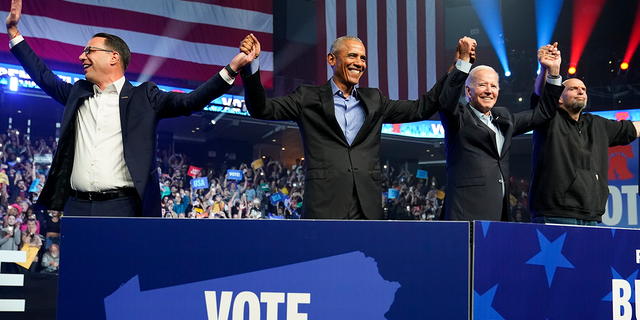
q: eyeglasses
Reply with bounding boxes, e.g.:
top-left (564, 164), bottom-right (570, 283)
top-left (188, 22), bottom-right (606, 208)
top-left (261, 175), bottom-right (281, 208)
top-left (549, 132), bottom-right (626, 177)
top-left (82, 46), bottom-right (114, 56)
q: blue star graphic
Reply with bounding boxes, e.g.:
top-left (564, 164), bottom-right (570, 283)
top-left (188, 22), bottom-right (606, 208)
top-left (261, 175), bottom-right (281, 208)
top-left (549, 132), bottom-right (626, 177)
top-left (473, 284), bottom-right (505, 320)
top-left (480, 221), bottom-right (491, 238)
top-left (526, 230), bottom-right (575, 287)
top-left (602, 267), bottom-right (639, 302)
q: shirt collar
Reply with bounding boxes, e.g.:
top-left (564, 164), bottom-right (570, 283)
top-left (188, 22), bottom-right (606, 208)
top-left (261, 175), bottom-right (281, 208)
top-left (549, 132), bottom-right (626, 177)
top-left (330, 78), bottom-right (358, 100)
top-left (558, 106), bottom-right (583, 123)
top-left (468, 103), bottom-right (494, 122)
top-left (93, 76), bottom-right (126, 95)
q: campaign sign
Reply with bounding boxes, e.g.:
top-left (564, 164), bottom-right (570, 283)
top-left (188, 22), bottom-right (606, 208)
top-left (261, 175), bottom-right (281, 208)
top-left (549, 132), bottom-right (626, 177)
top-left (190, 177), bottom-right (209, 190)
top-left (28, 178), bottom-right (40, 192)
top-left (388, 188), bottom-right (399, 199)
top-left (57, 218), bottom-right (470, 319)
top-left (269, 192), bottom-right (289, 205)
top-left (604, 138), bottom-right (639, 229)
top-left (226, 170), bottom-right (243, 181)
top-left (473, 221), bottom-right (640, 320)
top-left (187, 166), bottom-right (202, 178)
top-left (416, 170), bottom-right (428, 179)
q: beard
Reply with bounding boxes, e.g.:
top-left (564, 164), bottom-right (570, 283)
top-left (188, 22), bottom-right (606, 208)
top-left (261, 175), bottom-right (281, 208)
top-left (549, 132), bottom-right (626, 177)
top-left (571, 99), bottom-right (586, 111)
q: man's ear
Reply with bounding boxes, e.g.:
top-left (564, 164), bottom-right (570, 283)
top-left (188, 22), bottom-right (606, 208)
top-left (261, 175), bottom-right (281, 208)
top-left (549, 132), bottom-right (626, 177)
top-left (465, 86), bottom-right (472, 100)
top-left (327, 52), bottom-right (336, 67)
top-left (110, 52), bottom-right (120, 67)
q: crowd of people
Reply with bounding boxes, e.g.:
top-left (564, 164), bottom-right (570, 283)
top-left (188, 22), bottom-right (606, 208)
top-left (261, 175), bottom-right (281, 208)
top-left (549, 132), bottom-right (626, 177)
top-left (0, 126), bottom-right (535, 273)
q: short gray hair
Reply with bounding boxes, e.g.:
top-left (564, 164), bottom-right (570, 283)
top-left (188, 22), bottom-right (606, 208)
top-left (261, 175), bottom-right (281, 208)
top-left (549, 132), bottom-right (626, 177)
top-left (330, 36), bottom-right (363, 55)
top-left (465, 65), bottom-right (499, 101)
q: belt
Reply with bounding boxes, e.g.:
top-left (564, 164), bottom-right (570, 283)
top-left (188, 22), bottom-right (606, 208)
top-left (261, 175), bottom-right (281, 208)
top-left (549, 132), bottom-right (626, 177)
top-left (72, 188), bottom-right (138, 201)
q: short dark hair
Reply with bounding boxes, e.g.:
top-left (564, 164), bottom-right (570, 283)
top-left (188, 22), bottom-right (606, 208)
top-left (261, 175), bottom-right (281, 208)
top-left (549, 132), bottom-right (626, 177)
top-left (93, 32), bottom-right (131, 72)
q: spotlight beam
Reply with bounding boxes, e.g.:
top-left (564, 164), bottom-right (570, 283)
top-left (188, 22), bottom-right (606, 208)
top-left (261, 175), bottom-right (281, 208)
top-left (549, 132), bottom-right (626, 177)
top-left (569, 0), bottom-right (606, 70)
top-left (622, 1), bottom-right (640, 65)
top-left (535, 0), bottom-right (565, 73)
top-left (470, 0), bottom-right (511, 76)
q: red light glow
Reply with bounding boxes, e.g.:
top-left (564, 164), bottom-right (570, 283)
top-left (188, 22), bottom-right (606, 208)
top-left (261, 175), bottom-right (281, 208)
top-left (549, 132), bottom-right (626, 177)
top-left (568, 67), bottom-right (576, 74)
top-left (621, 62), bottom-right (629, 70)
top-left (570, 0), bottom-right (606, 73)
top-left (622, 3), bottom-right (640, 65)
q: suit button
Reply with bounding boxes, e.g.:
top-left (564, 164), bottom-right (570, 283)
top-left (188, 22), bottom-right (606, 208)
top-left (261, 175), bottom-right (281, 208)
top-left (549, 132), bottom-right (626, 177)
top-left (498, 179), bottom-right (503, 183)
top-left (348, 168), bottom-right (353, 172)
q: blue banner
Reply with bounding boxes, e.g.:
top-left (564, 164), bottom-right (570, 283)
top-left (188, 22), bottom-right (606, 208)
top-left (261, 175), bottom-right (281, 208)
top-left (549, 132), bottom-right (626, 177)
top-left (29, 178), bottom-right (40, 192)
top-left (58, 218), bottom-right (470, 319)
top-left (189, 177), bottom-right (209, 190)
top-left (388, 188), bottom-right (399, 199)
top-left (226, 170), bottom-right (243, 181)
top-left (269, 192), bottom-right (288, 205)
top-left (473, 221), bottom-right (640, 319)
top-left (416, 170), bottom-right (428, 179)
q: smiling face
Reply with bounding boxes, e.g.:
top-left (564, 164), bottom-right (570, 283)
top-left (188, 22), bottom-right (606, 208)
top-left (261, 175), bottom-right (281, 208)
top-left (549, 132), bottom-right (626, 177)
top-left (466, 68), bottom-right (500, 115)
top-left (78, 37), bottom-right (119, 87)
top-left (328, 39), bottom-right (366, 94)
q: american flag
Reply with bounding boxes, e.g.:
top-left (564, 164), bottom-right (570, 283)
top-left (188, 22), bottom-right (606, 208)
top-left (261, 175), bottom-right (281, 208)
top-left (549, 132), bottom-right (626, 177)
top-left (316, 0), bottom-right (441, 100)
top-left (0, 0), bottom-right (273, 88)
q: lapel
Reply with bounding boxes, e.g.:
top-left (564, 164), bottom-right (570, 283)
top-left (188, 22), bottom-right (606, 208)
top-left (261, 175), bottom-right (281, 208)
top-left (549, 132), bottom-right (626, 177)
top-left (319, 80), bottom-right (349, 146)
top-left (61, 81), bottom-right (93, 135)
top-left (351, 89), bottom-right (375, 146)
top-left (467, 104), bottom-right (500, 157)
top-left (119, 80), bottom-right (134, 141)
top-left (492, 109), bottom-right (512, 157)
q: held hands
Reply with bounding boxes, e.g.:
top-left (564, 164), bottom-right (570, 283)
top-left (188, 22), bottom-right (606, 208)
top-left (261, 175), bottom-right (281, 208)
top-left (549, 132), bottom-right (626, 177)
top-left (5, 0), bottom-right (21, 38)
top-left (538, 42), bottom-right (561, 75)
top-left (457, 36), bottom-right (477, 64)
top-left (229, 34), bottom-right (261, 73)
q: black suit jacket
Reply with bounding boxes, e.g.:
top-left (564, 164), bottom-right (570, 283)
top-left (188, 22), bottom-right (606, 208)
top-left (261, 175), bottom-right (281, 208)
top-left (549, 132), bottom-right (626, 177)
top-left (11, 40), bottom-right (233, 217)
top-left (439, 68), bottom-right (563, 221)
top-left (243, 70), bottom-right (449, 219)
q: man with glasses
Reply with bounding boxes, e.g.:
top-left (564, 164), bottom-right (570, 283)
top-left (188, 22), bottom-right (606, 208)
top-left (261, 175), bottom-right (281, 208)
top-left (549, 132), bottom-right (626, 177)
top-left (5, 0), bottom-right (253, 217)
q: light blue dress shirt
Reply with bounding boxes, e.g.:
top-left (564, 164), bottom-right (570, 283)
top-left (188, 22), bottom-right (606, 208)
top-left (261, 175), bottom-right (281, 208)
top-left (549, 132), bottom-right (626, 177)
top-left (330, 79), bottom-right (365, 145)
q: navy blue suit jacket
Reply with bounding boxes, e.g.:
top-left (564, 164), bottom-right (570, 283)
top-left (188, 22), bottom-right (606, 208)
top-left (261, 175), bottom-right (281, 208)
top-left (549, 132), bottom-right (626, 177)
top-left (11, 40), bottom-right (233, 217)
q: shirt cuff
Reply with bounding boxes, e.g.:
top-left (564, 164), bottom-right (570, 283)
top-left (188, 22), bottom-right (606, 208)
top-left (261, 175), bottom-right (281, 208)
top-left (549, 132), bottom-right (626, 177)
top-left (219, 69), bottom-right (235, 85)
top-left (546, 76), bottom-right (562, 86)
top-left (455, 59), bottom-right (472, 73)
top-left (244, 58), bottom-right (260, 76)
top-left (9, 35), bottom-right (24, 49)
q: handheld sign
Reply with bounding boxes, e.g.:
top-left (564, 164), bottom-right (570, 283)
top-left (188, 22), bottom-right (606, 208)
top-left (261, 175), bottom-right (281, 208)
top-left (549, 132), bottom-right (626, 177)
top-left (227, 170), bottom-right (243, 181)
top-left (252, 159), bottom-right (264, 170)
top-left (187, 166), bottom-right (202, 178)
top-left (416, 170), bottom-right (428, 179)
top-left (190, 177), bottom-right (209, 190)
top-left (29, 179), bottom-right (40, 192)
top-left (388, 188), bottom-right (399, 199)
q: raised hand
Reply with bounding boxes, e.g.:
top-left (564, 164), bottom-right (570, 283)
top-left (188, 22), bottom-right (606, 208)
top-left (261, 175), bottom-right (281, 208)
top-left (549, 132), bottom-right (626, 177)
top-left (538, 42), bottom-right (561, 75)
top-left (5, 0), bottom-right (22, 38)
top-left (457, 36), bottom-right (477, 64)
top-left (230, 34), bottom-right (261, 73)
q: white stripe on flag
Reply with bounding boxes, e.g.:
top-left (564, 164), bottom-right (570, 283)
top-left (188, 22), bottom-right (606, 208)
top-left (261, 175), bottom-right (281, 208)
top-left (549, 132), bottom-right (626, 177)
top-left (426, 0), bottom-right (437, 88)
top-left (325, 0), bottom-right (337, 80)
top-left (0, 299), bottom-right (26, 312)
top-left (0, 13), bottom-right (274, 71)
top-left (366, 1), bottom-right (379, 88)
top-left (346, 0), bottom-right (358, 37)
top-left (407, 0), bottom-right (418, 99)
top-left (386, 0), bottom-right (399, 100)
top-left (63, 0), bottom-right (273, 33)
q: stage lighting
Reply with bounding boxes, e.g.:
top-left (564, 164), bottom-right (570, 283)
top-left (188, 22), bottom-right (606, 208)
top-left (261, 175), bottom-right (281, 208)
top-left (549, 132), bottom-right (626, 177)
top-left (621, 62), bottom-right (629, 70)
top-left (9, 76), bottom-right (18, 92)
top-left (568, 67), bottom-right (576, 75)
top-left (505, 71), bottom-right (512, 77)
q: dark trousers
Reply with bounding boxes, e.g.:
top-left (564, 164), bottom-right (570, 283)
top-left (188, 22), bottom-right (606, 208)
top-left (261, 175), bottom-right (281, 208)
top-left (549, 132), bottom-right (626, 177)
top-left (64, 195), bottom-right (142, 217)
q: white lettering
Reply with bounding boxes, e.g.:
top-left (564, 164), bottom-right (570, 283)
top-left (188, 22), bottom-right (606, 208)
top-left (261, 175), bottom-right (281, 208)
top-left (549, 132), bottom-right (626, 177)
top-left (0, 250), bottom-right (27, 312)
top-left (222, 97), bottom-right (233, 106)
top-left (205, 291), bottom-right (232, 320)
top-left (604, 186), bottom-right (623, 226)
top-left (622, 185), bottom-right (639, 226)
top-left (613, 279), bottom-right (632, 320)
top-left (232, 99), bottom-right (243, 108)
top-left (232, 291), bottom-right (260, 320)
top-left (287, 293), bottom-right (310, 320)
top-left (636, 280), bottom-right (640, 319)
top-left (636, 250), bottom-right (640, 264)
top-left (431, 123), bottom-right (445, 136)
top-left (261, 292), bottom-right (285, 320)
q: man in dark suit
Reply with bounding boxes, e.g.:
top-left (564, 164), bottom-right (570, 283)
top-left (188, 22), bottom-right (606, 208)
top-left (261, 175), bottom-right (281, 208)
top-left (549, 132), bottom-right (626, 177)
top-left (238, 34), bottom-right (471, 220)
top-left (439, 42), bottom-right (564, 222)
top-left (5, 0), bottom-right (251, 217)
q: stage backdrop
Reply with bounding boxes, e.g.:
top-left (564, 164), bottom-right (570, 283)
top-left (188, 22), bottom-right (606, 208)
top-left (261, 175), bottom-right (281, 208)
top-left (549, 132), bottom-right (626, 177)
top-left (57, 218), bottom-right (470, 320)
top-left (0, 0), bottom-right (274, 88)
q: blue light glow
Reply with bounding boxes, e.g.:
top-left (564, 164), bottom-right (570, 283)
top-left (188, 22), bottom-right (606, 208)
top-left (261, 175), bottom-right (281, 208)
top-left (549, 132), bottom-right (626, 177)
top-left (470, 0), bottom-right (511, 77)
top-left (505, 71), bottom-right (511, 77)
top-left (535, 0), bottom-right (565, 75)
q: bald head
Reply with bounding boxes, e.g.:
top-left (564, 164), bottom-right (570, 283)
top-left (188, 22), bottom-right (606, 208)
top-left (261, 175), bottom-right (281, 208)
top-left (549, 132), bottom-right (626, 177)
top-left (560, 78), bottom-right (587, 112)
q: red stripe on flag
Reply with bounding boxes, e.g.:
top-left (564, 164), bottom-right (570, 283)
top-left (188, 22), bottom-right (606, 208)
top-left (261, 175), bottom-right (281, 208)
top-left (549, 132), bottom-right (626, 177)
top-left (1, 38), bottom-right (273, 88)
top-left (316, 0), bottom-right (327, 85)
top-left (397, 0), bottom-right (408, 100)
top-left (22, 0), bottom-right (273, 52)
top-left (416, 0), bottom-right (427, 94)
top-left (180, 0), bottom-right (273, 14)
top-left (356, 0), bottom-right (368, 88)
top-left (336, 0), bottom-right (347, 38)
top-left (376, 0), bottom-right (388, 97)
